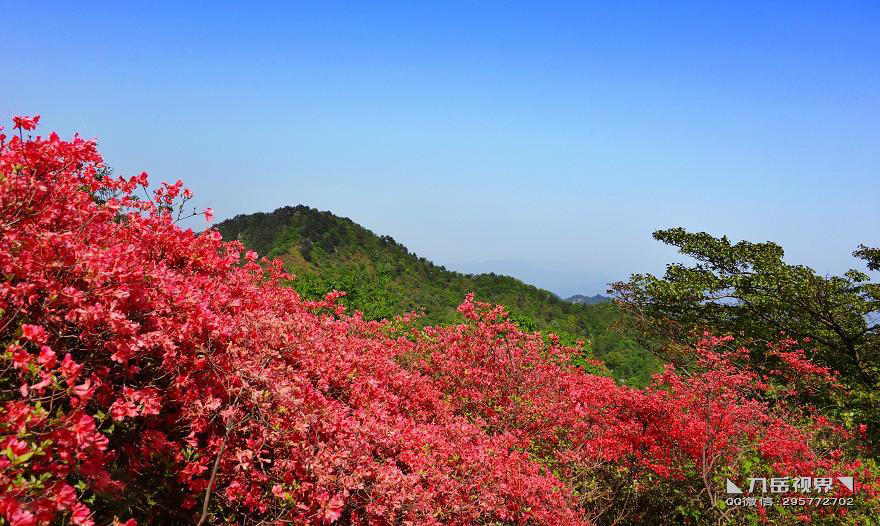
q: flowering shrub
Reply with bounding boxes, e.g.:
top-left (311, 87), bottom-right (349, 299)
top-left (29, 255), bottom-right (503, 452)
top-left (0, 116), bottom-right (877, 525)
top-left (411, 302), bottom-right (878, 524)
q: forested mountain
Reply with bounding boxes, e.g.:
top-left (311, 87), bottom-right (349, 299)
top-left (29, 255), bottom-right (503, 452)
top-left (565, 294), bottom-right (611, 305)
top-left (216, 205), bottom-right (660, 385)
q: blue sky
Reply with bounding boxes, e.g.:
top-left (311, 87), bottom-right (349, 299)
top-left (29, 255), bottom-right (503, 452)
top-left (3, 1), bottom-right (878, 296)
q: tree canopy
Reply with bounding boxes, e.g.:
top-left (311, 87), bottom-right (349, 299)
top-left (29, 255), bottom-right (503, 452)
top-left (612, 227), bottom-right (880, 440)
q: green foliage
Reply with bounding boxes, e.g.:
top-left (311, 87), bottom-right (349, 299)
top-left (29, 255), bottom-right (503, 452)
top-left (216, 205), bottom-right (661, 386)
top-left (612, 227), bottom-right (880, 443)
top-left (855, 244), bottom-right (880, 272)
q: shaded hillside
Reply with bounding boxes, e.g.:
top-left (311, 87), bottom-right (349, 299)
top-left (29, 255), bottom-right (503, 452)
top-left (216, 205), bottom-right (660, 385)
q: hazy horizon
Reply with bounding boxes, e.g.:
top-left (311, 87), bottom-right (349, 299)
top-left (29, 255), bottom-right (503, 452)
top-left (4, 1), bottom-right (878, 296)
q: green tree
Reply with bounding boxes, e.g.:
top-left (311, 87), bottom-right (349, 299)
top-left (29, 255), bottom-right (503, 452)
top-left (611, 228), bottom-right (880, 439)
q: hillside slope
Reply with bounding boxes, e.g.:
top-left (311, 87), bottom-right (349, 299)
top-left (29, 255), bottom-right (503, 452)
top-left (216, 205), bottom-right (659, 385)
top-left (566, 294), bottom-right (611, 305)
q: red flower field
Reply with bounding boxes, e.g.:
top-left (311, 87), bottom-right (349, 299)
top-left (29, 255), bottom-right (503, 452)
top-left (1, 117), bottom-right (877, 525)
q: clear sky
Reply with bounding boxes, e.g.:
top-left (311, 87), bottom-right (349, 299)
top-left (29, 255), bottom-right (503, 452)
top-left (3, 1), bottom-right (878, 297)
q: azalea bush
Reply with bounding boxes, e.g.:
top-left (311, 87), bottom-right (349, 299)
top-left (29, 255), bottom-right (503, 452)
top-left (0, 116), bottom-right (877, 525)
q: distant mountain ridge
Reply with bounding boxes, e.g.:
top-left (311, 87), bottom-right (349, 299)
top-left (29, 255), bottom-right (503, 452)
top-left (215, 205), bottom-right (659, 385)
top-left (566, 294), bottom-right (611, 305)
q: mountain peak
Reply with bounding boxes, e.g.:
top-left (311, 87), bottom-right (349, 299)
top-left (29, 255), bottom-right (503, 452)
top-left (215, 205), bottom-right (657, 385)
